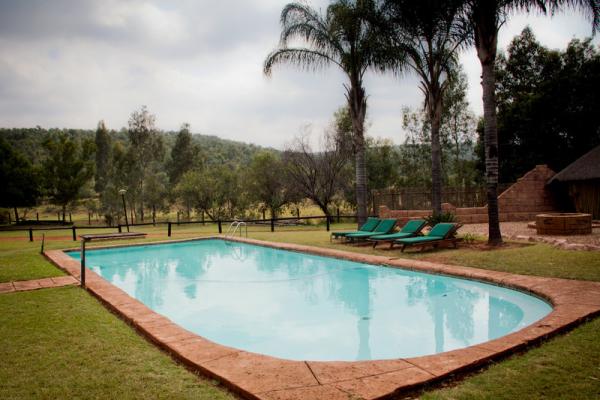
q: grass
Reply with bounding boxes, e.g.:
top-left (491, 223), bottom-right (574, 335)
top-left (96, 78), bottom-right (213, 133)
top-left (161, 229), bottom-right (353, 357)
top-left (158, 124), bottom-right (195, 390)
top-left (0, 222), bottom-right (598, 399)
top-left (0, 287), bottom-right (235, 400)
top-left (421, 317), bottom-right (600, 400)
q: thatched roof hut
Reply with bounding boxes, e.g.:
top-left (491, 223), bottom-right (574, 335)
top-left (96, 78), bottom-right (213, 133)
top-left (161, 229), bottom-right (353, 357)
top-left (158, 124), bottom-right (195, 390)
top-left (549, 145), bottom-right (600, 219)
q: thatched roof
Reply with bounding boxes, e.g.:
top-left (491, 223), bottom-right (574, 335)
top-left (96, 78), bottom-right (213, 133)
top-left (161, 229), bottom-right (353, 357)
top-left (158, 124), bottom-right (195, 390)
top-left (549, 145), bottom-right (600, 183)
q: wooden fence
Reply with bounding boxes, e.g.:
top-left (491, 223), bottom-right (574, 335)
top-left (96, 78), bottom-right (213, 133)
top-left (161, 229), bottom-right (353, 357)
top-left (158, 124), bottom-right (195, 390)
top-left (372, 185), bottom-right (513, 211)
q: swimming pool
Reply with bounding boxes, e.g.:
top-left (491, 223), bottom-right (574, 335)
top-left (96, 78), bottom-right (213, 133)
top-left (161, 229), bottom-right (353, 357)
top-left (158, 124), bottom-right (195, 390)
top-left (67, 239), bottom-right (552, 361)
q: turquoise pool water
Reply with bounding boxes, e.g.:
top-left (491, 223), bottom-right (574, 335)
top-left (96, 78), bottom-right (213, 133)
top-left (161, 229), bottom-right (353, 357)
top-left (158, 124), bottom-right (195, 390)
top-left (67, 239), bottom-right (552, 361)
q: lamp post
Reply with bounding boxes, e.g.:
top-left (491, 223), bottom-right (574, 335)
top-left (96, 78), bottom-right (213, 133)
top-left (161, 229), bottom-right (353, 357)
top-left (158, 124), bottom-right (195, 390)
top-left (119, 189), bottom-right (130, 232)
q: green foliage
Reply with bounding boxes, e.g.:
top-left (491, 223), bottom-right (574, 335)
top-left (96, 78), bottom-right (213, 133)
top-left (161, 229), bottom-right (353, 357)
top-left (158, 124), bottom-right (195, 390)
top-left (167, 123), bottom-right (202, 187)
top-left (399, 68), bottom-right (480, 188)
top-left (246, 151), bottom-right (295, 218)
top-left (494, 27), bottom-right (600, 181)
top-left (366, 137), bottom-right (400, 191)
top-left (424, 212), bottom-right (456, 226)
top-left (0, 138), bottom-right (41, 220)
top-left (94, 120), bottom-right (111, 193)
top-left (174, 166), bottom-right (244, 221)
top-left (42, 133), bottom-right (94, 220)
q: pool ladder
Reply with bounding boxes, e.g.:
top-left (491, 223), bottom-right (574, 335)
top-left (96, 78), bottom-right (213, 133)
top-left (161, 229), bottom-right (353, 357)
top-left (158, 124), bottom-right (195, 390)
top-left (225, 220), bottom-right (248, 238)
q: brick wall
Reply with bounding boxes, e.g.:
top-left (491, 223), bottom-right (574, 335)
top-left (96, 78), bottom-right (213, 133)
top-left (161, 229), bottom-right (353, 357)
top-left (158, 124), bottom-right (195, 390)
top-left (380, 165), bottom-right (558, 225)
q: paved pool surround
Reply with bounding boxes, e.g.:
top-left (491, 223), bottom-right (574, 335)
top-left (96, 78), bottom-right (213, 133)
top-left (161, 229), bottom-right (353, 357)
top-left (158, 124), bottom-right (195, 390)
top-left (45, 237), bottom-right (600, 400)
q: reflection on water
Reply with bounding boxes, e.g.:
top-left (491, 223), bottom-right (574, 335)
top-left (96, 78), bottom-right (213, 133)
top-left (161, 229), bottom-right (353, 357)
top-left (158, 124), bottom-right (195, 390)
top-left (69, 240), bottom-right (551, 361)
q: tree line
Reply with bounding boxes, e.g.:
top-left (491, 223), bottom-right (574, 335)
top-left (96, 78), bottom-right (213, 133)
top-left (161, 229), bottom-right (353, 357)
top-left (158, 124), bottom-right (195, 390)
top-left (0, 87), bottom-right (480, 226)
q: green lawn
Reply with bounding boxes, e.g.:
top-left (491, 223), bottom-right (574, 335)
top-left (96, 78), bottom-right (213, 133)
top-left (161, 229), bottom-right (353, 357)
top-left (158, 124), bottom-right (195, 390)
top-left (0, 287), bottom-right (235, 400)
top-left (0, 223), bottom-right (598, 399)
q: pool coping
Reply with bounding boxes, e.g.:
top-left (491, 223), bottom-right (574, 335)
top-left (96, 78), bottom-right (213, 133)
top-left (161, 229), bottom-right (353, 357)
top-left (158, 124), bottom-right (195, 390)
top-left (44, 236), bottom-right (600, 400)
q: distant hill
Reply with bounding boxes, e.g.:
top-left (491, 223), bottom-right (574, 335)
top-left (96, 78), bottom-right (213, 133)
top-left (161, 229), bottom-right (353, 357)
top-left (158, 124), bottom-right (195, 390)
top-left (0, 127), bottom-right (274, 167)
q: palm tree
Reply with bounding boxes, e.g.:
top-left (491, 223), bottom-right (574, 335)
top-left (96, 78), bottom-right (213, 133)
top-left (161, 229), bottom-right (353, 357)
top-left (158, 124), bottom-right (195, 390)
top-left (461, 0), bottom-right (599, 245)
top-left (264, 0), bottom-right (384, 227)
top-left (380, 0), bottom-right (468, 216)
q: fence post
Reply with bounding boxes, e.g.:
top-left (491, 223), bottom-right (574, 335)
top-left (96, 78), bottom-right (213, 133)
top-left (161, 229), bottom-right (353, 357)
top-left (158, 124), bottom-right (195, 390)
top-left (118, 224), bottom-right (122, 233)
top-left (168, 222), bottom-right (172, 237)
top-left (36, 212), bottom-right (39, 221)
top-left (270, 218), bottom-right (275, 232)
top-left (218, 220), bottom-right (222, 234)
top-left (326, 216), bottom-right (330, 231)
top-left (29, 228), bottom-right (33, 242)
top-left (72, 226), bottom-right (77, 241)
top-left (337, 208), bottom-right (340, 223)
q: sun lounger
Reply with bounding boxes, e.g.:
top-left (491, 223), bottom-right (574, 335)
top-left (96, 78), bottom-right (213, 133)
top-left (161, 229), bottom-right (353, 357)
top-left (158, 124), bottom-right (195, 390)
top-left (345, 219), bottom-right (397, 242)
top-left (394, 223), bottom-right (462, 252)
top-left (368, 219), bottom-right (427, 248)
top-left (330, 217), bottom-right (380, 241)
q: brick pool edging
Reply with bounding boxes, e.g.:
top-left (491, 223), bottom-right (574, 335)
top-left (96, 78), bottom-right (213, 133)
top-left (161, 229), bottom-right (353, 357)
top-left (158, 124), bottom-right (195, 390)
top-left (44, 237), bottom-right (600, 400)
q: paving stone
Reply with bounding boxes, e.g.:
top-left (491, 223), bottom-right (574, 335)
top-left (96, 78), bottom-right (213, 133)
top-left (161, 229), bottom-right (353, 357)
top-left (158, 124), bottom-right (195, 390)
top-left (203, 352), bottom-right (319, 393)
top-left (13, 280), bottom-right (42, 291)
top-left (258, 384), bottom-right (353, 400)
top-left (307, 359), bottom-right (413, 384)
top-left (0, 282), bottom-right (15, 294)
top-left (331, 366), bottom-right (433, 399)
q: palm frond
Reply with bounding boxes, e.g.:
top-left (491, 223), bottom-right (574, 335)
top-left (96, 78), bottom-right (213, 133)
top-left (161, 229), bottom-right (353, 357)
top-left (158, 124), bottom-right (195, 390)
top-left (263, 48), bottom-right (341, 77)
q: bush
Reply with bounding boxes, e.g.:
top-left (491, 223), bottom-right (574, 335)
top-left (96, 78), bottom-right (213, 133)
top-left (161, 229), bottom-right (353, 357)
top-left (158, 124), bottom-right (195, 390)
top-left (425, 212), bottom-right (456, 226)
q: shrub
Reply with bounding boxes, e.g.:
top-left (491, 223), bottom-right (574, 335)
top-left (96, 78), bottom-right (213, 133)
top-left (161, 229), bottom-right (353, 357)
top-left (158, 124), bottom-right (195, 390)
top-left (425, 212), bottom-right (456, 226)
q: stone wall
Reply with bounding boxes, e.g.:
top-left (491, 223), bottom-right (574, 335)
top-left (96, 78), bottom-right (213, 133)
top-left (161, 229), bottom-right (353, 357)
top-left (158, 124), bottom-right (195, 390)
top-left (380, 165), bottom-right (558, 225)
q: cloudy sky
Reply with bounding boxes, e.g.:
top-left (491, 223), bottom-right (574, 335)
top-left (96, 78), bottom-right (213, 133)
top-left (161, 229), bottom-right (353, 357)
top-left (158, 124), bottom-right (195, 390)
top-left (0, 1), bottom-right (597, 149)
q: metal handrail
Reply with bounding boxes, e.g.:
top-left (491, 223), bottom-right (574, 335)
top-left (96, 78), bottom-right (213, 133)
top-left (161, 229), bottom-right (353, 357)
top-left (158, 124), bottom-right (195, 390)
top-left (225, 220), bottom-right (247, 238)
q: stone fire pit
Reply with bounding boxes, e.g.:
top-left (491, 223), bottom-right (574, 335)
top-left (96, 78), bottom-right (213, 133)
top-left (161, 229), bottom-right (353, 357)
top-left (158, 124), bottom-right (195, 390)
top-left (535, 213), bottom-right (592, 235)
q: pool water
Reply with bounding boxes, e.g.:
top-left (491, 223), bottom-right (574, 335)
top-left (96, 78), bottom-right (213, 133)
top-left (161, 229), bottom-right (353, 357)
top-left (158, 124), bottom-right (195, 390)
top-left (67, 239), bottom-right (552, 361)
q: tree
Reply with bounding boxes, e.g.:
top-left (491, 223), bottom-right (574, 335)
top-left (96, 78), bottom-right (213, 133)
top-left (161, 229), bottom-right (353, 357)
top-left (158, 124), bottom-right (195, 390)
top-left (440, 68), bottom-right (478, 187)
top-left (366, 137), bottom-right (400, 191)
top-left (94, 120), bottom-right (111, 193)
top-left (42, 133), bottom-right (94, 222)
top-left (167, 123), bottom-right (202, 187)
top-left (282, 129), bottom-right (351, 218)
top-left (264, 0), bottom-right (384, 227)
top-left (460, 0), bottom-right (599, 245)
top-left (126, 106), bottom-right (165, 221)
top-left (380, 0), bottom-right (468, 215)
top-left (495, 28), bottom-right (600, 181)
top-left (0, 138), bottom-right (41, 222)
top-left (399, 68), bottom-right (478, 189)
top-left (246, 151), bottom-right (294, 219)
top-left (175, 166), bottom-right (243, 221)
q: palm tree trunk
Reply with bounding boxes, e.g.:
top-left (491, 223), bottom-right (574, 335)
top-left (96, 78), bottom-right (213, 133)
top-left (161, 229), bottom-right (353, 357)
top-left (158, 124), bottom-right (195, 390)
top-left (480, 60), bottom-right (503, 245)
top-left (430, 98), bottom-right (443, 216)
top-left (348, 80), bottom-right (368, 229)
top-left (355, 140), bottom-right (368, 228)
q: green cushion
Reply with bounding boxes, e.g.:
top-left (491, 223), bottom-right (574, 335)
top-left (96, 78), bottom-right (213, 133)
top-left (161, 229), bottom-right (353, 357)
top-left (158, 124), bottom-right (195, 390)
top-left (427, 223), bottom-right (456, 238)
top-left (372, 219), bottom-right (397, 233)
top-left (400, 219), bottom-right (426, 234)
top-left (331, 218), bottom-right (380, 237)
top-left (360, 217), bottom-right (381, 232)
top-left (369, 231), bottom-right (413, 240)
top-left (346, 219), bottom-right (396, 238)
top-left (395, 235), bottom-right (444, 244)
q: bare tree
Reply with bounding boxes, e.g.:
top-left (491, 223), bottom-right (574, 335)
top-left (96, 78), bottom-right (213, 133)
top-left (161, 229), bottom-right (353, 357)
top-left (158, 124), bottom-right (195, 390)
top-left (283, 129), bottom-right (351, 219)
